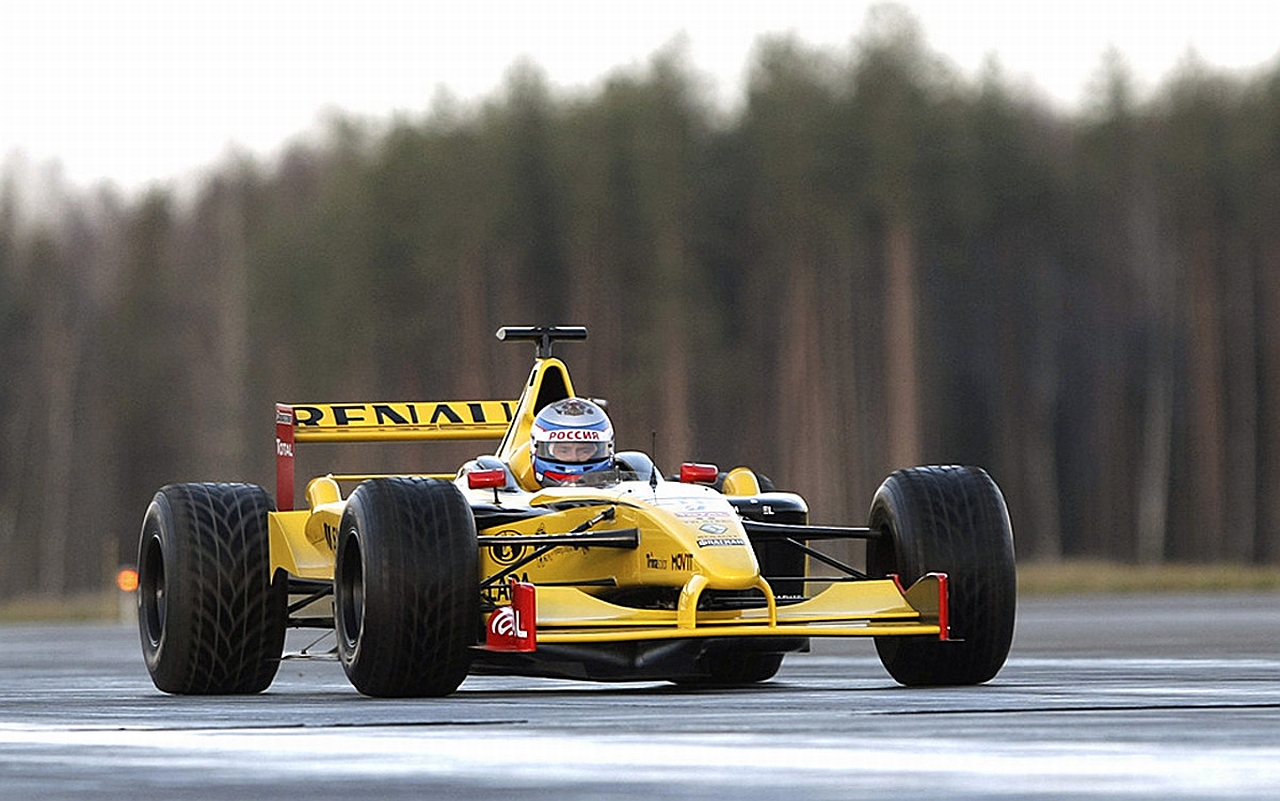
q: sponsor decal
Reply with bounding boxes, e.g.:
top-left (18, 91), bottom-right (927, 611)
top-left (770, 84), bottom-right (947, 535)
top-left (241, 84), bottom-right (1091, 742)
top-left (322, 522), bottom-right (339, 551)
top-left (699, 523), bottom-right (727, 535)
top-left (489, 607), bottom-right (526, 638)
top-left (646, 552), bottom-right (694, 571)
top-left (483, 573), bottom-right (531, 604)
top-left (486, 581), bottom-right (536, 652)
top-left (697, 536), bottom-right (747, 548)
top-left (676, 512), bottom-right (737, 527)
top-left (543, 429), bottom-right (605, 441)
top-left (292, 401), bottom-right (515, 427)
top-left (489, 530), bottom-right (528, 566)
top-left (659, 500), bottom-right (712, 512)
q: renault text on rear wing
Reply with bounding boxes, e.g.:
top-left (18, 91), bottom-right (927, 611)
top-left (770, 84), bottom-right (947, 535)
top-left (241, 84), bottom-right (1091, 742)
top-left (274, 400), bottom-right (516, 509)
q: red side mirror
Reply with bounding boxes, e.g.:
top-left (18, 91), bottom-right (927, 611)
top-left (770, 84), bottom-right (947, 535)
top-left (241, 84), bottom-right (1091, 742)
top-left (468, 468), bottom-right (507, 490)
top-left (679, 462), bottom-right (719, 484)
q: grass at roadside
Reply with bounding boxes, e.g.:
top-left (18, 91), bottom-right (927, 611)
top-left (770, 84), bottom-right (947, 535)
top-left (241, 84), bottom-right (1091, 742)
top-left (2, 561), bottom-right (1279, 623)
top-left (0, 591), bottom-right (124, 624)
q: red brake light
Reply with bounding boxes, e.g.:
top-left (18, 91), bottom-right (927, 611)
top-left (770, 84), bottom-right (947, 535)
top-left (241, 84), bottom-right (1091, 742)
top-left (679, 462), bottom-right (719, 484)
top-left (468, 468), bottom-right (507, 490)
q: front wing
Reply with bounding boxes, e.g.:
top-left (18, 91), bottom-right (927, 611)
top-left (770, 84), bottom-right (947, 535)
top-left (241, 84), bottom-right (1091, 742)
top-left (483, 573), bottom-right (949, 651)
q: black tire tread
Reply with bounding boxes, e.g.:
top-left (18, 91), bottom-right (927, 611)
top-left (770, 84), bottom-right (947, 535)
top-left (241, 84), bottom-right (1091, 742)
top-left (868, 466), bottom-right (1016, 686)
top-left (139, 483), bottom-right (286, 694)
top-left (336, 478), bottom-right (478, 697)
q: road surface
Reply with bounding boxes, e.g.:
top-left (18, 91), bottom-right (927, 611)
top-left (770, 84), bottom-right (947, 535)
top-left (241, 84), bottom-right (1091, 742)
top-left (2, 593), bottom-right (1279, 800)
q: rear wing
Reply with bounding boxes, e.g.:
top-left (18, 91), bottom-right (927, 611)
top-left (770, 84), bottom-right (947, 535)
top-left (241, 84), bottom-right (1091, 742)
top-left (274, 400), bottom-right (516, 510)
top-left (274, 326), bottom-right (588, 510)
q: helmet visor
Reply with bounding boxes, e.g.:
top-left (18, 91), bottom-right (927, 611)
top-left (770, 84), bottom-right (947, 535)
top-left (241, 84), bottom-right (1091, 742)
top-left (536, 440), bottom-right (611, 464)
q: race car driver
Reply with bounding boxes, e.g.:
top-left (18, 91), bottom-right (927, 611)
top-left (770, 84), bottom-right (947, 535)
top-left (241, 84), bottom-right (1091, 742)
top-left (530, 397), bottom-right (615, 486)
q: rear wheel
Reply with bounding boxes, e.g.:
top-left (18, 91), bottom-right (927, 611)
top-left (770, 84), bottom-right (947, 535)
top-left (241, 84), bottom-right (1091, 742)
top-left (866, 466), bottom-right (1016, 686)
top-left (335, 478), bottom-right (479, 697)
top-left (137, 483), bottom-right (286, 694)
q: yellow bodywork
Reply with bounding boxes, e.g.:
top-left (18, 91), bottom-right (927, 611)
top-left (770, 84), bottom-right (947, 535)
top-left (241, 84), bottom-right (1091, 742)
top-left (267, 355), bottom-right (946, 642)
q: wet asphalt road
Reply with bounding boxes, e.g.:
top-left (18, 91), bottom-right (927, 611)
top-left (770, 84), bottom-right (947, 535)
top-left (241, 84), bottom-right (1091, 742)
top-left (2, 593), bottom-right (1279, 800)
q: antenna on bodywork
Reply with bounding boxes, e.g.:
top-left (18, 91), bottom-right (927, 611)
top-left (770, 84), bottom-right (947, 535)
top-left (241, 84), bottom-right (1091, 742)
top-left (495, 326), bottom-right (588, 358)
top-left (650, 430), bottom-right (660, 493)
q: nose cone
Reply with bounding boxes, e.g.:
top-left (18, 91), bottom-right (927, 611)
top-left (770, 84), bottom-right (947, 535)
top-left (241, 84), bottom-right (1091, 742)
top-left (687, 523), bottom-right (760, 589)
top-left (633, 482), bottom-right (764, 589)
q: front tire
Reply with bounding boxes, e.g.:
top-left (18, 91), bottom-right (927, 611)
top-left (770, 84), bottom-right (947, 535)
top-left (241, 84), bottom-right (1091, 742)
top-left (137, 483), bottom-right (286, 694)
top-left (335, 478), bottom-right (479, 697)
top-left (866, 466), bottom-right (1016, 686)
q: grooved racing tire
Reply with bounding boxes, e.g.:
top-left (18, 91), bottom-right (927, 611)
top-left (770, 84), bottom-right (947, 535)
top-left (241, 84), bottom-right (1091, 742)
top-left (866, 466), bottom-right (1016, 686)
top-left (137, 483), bottom-right (286, 694)
top-left (335, 478), bottom-right (479, 697)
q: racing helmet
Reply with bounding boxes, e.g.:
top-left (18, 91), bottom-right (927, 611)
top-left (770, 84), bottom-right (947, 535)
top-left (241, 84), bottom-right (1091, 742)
top-left (530, 398), bottom-right (615, 486)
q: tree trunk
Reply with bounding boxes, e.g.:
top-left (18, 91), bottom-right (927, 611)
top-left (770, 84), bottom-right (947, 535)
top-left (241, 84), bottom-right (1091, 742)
top-left (1132, 181), bottom-right (1176, 564)
top-left (884, 216), bottom-right (919, 471)
top-left (1186, 234), bottom-right (1226, 560)
top-left (1256, 240), bottom-right (1280, 562)
top-left (656, 232), bottom-right (690, 464)
top-left (39, 291), bottom-right (78, 595)
top-left (214, 187), bottom-right (250, 476)
top-left (1221, 246), bottom-right (1256, 562)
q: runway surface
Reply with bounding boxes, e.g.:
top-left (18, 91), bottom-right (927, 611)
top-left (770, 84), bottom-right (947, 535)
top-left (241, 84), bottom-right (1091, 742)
top-left (3, 593), bottom-right (1279, 800)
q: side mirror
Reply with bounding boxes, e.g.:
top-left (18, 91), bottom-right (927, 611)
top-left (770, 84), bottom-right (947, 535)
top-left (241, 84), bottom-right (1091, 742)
top-left (678, 463), bottom-right (719, 484)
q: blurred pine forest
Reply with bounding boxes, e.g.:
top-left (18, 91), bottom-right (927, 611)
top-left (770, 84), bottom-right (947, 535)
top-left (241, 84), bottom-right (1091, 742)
top-left (4, 14), bottom-right (1280, 598)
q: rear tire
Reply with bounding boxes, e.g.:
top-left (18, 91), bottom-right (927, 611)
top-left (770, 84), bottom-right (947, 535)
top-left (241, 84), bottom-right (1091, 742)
top-left (866, 466), bottom-right (1016, 686)
top-left (335, 478), bottom-right (479, 697)
top-left (137, 483), bottom-right (286, 694)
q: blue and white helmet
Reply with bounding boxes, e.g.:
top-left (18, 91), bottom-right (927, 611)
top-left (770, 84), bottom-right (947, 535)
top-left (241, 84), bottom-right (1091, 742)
top-left (531, 398), bottom-right (615, 486)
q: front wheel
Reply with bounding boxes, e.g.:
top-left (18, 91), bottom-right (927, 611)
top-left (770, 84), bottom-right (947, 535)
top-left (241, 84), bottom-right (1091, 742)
top-left (335, 478), bottom-right (479, 697)
top-left (866, 466), bottom-right (1016, 686)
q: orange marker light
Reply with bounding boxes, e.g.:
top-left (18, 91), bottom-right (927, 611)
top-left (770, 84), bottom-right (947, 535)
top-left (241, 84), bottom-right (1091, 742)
top-left (117, 568), bottom-right (139, 593)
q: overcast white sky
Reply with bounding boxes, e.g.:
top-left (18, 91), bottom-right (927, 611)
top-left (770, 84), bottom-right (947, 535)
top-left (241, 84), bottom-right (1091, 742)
top-left (3, 0), bottom-right (1278, 193)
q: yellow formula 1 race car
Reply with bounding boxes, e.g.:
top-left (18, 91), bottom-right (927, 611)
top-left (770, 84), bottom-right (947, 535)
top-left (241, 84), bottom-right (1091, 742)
top-left (136, 326), bottom-right (1016, 697)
